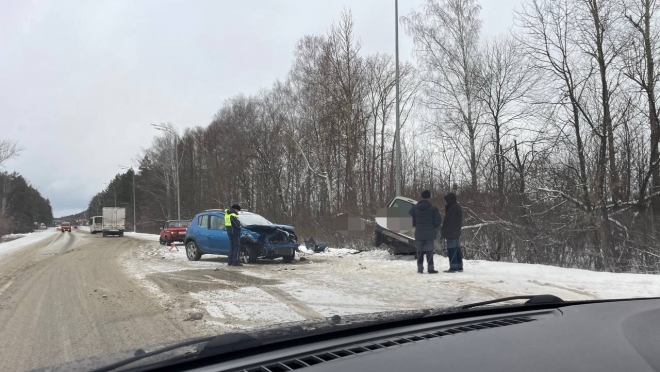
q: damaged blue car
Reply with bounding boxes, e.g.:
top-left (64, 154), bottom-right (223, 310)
top-left (184, 209), bottom-right (298, 263)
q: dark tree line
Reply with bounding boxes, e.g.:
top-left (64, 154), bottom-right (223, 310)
top-left (0, 172), bottom-right (53, 235)
top-left (86, 1), bottom-right (660, 273)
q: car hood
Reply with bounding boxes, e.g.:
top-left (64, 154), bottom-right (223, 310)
top-left (242, 224), bottom-right (295, 233)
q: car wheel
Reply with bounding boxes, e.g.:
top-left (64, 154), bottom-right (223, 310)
top-left (61, 230), bottom-right (64, 233)
top-left (239, 246), bottom-right (249, 264)
top-left (119, 232), bottom-right (124, 237)
top-left (102, 231), bottom-right (107, 237)
top-left (186, 241), bottom-right (202, 261)
top-left (282, 255), bottom-right (295, 263)
top-left (372, 231), bottom-right (383, 247)
top-left (247, 245), bottom-right (260, 264)
top-left (159, 237), bottom-right (165, 245)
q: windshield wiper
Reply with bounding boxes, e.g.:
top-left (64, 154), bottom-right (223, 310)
top-left (458, 294), bottom-right (564, 311)
top-left (90, 336), bottom-right (217, 372)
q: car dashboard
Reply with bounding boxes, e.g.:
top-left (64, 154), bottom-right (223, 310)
top-left (177, 298), bottom-right (660, 372)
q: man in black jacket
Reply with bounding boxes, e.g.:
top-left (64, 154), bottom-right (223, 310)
top-left (441, 192), bottom-right (463, 272)
top-left (409, 190), bottom-right (442, 274)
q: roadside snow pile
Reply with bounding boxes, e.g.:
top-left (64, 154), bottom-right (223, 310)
top-left (0, 229), bottom-right (58, 258)
top-left (76, 226), bottom-right (159, 242)
top-left (124, 232), bottom-right (160, 242)
top-left (1, 233), bottom-right (30, 242)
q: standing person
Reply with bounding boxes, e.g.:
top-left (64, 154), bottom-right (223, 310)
top-left (409, 190), bottom-right (442, 274)
top-left (225, 204), bottom-right (243, 266)
top-left (441, 192), bottom-right (463, 272)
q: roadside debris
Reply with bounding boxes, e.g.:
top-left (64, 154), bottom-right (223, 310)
top-left (184, 312), bottom-right (204, 321)
top-left (304, 237), bottom-right (328, 253)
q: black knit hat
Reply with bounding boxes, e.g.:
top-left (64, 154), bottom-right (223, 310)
top-left (231, 204), bottom-right (241, 211)
top-left (421, 190), bottom-right (431, 199)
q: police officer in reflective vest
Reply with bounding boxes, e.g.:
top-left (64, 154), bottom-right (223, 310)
top-left (225, 204), bottom-right (242, 266)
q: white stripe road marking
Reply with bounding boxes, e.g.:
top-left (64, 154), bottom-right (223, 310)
top-left (0, 280), bottom-right (14, 296)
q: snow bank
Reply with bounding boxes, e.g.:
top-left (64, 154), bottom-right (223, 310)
top-left (74, 226), bottom-right (160, 242)
top-left (124, 232), bottom-right (160, 242)
top-left (1, 233), bottom-right (30, 241)
top-left (0, 229), bottom-right (58, 258)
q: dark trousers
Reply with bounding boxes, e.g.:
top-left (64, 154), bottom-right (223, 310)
top-left (446, 238), bottom-right (463, 271)
top-left (228, 233), bottom-right (241, 264)
top-left (416, 240), bottom-right (434, 272)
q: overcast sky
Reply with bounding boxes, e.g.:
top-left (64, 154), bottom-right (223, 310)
top-left (0, 0), bottom-right (521, 217)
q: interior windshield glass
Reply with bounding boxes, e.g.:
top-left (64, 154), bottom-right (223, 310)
top-left (1, 0), bottom-right (659, 371)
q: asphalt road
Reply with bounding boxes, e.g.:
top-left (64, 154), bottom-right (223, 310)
top-left (0, 230), bottom-right (200, 372)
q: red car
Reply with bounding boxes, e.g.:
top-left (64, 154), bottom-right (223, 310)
top-left (159, 220), bottom-right (190, 245)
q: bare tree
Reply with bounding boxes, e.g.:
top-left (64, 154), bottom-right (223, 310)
top-left (0, 139), bottom-right (22, 167)
top-left (478, 35), bottom-right (540, 197)
top-left (516, 0), bottom-right (618, 269)
top-left (621, 0), bottom-right (660, 216)
top-left (404, 0), bottom-right (484, 192)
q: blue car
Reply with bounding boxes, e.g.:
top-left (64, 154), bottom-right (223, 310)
top-left (184, 209), bottom-right (298, 263)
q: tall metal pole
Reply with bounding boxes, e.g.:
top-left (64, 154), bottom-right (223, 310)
top-left (395, 0), bottom-right (402, 197)
top-left (132, 170), bottom-right (136, 232)
top-left (175, 135), bottom-right (181, 220)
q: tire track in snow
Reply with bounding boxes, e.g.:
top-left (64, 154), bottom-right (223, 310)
top-left (258, 286), bottom-right (324, 320)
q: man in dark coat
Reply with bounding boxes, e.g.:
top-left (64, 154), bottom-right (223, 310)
top-left (409, 190), bottom-right (442, 274)
top-left (441, 192), bottom-right (463, 272)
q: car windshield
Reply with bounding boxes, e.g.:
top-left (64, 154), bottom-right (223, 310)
top-left (2, 0), bottom-right (660, 371)
top-left (237, 214), bottom-right (272, 226)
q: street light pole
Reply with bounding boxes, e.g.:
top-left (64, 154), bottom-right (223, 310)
top-left (395, 0), bottom-right (402, 197)
top-left (175, 141), bottom-right (180, 220)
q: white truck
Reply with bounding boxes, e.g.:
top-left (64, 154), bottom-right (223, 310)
top-left (102, 207), bottom-right (126, 237)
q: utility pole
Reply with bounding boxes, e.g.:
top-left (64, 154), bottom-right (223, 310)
top-left (395, 0), bottom-right (402, 197)
top-left (152, 123), bottom-right (181, 220)
top-left (120, 165), bottom-right (137, 232)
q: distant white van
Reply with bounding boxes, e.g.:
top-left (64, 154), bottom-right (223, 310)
top-left (89, 216), bottom-right (103, 234)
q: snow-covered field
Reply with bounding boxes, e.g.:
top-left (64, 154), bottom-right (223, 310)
top-left (0, 229), bottom-right (58, 258)
top-left (117, 234), bottom-right (660, 333)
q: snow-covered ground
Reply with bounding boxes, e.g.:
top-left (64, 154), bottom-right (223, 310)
top-left (0, 229), bottom-right (59, 258)
top-left (1, 233), bottom-right (30, 241)
top-left (77, 225), bottom-right (160, 242)
top-left (124, 231), bottom-right (160, 242)
top-left (119, 237), bottom-right (660, 333)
